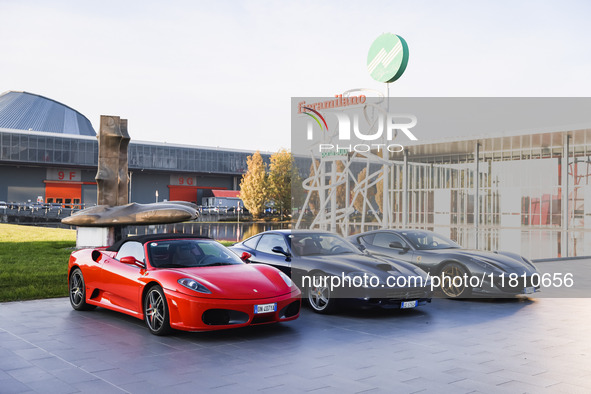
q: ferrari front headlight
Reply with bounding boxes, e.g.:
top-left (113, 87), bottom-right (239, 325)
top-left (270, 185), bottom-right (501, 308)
top-left (279, 271), bottom-right (292, 287)
top-left (469, 258), bottom-right (505, 273)
top-left (412, 266), bottom-right (429, 279)
top-left (521, 257), bottom-right (537, 270)
top-left (178, 278), bottom-right (212, 294)
top-left (345, 271), bottom-right (379, 287)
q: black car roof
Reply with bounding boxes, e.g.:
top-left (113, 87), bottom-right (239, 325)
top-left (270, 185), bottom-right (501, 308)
top-left (258, 229), bottom-right (335, 235)
top-left (105, 233), bottom-right (211, 252)
top-left (353, 229), bottom-right (433, 235)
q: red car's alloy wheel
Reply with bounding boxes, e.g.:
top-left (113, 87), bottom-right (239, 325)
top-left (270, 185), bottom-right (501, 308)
top-left (69, 268), bottom-right (95, 311)
top-left (144, 286), bottom-right (171, 335)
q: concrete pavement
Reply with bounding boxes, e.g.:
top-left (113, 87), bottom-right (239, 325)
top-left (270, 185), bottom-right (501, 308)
top-left (1, 260), bottom-right (590, 393)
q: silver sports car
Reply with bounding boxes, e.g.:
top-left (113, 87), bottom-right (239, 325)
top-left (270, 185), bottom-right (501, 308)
top-left (348, 229), bottom-right (540, 298)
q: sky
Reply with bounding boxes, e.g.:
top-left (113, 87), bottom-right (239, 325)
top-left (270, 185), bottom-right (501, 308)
top-left (2, 0), bottom-right (591, 152)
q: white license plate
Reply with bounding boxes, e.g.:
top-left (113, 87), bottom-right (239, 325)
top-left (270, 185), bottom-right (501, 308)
top-left (401, 300), bottom-right (418, 309)
top-left (523, 287), bottom-right (535, 294)
top-left (254, 303), bottom-right (277, 314)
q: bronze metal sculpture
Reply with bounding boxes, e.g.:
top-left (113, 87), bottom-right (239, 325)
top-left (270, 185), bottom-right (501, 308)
top-left (63, 116), bottom-right (198, 237)
top-left (96, 116), bottom-right (130, 206)
top-left (62, 202), bottom-right (197, 226)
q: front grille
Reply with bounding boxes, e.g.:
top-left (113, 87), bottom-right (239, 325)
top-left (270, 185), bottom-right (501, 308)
top-left (494, 276), bottom-right (537, 294)
top-left (202, 309), bottom-right (249, 325)
top-left (251, 314), bottom-right (276, 325)
top-left (385, 287), bottom-right (430, 300)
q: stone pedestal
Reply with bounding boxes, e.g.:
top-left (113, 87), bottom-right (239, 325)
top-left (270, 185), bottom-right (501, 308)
top-left (76, 227), bottom-right (116, 248)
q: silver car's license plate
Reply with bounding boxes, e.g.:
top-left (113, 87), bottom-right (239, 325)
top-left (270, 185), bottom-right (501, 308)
top-left (401, 300), bottom-right (418, 309)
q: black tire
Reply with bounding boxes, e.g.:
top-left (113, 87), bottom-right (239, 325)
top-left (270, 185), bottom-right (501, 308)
top-left (307, 274), bottom-right (339, 314)
top-left (439, 262), bottom-right (472, 298)
top-left (144, 285), bottom-right (172, 336)
top-left (69, 268), bottom-right (96, 311)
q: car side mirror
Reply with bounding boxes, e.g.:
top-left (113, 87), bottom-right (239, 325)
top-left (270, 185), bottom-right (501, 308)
top-left (119, 256), bottom-right (145, 268)
top-left (357, 244), bottom-right (367, 252)
top-left (389, 242), bottom-right (409, 252)
top-left (240, 252), bottom-right (252, 262)
top-left (271, 246), bottom-right (291, 257)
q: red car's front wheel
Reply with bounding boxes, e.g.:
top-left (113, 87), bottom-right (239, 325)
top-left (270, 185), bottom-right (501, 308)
top-left (69, 268), bottom-right (95, 311)
top-left (144, 285), bottom-right (172, 336)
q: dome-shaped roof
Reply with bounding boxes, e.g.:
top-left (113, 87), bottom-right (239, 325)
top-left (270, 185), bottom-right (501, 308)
top-left (0, 91), bottom-right (96, 136)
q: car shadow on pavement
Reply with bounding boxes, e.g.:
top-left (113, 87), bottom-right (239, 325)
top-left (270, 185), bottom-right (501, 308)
top-left (66, 296), bottom-right (537, 344)
top-left (307, 296), bottom-right (537, 329)
top-left (74, 305), bottom-right (300, 342)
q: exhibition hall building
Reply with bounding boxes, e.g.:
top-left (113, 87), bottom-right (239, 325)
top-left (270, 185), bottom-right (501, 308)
top-left (296, 127), bottom-right (591, 260)
top-left (388, 129), bottom-right (591, 259)
top-left (0, 91), bottom-right (268, 210)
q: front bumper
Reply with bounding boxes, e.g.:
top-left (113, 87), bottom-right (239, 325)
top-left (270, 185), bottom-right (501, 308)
top-left (471, 274), bottom-right (541, 297)
top-left (335, 285), bottom-right (433, 309)
top-left (163, 288), bottom-right (301, 331)
top-left (347, 297), bottom-right (432, 309)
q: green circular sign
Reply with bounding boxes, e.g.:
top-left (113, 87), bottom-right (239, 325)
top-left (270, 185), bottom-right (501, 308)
top-left (367, 33), bottom-right (409, 83)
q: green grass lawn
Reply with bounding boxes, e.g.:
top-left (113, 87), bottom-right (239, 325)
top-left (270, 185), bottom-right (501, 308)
top-left (0, 224), bottom-right (236, 302)
top-left (0, 224), bottom-right (76, 302)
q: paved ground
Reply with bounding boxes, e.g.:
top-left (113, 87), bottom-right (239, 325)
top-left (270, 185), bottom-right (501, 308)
top-left (1, 261), bottom-right (590, 394)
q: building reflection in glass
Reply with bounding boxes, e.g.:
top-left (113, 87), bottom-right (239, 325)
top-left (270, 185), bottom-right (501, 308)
top-left (385, 130), bottom-right (591, 259)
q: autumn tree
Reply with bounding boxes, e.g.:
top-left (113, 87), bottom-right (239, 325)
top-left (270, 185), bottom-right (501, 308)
top-left (268, 149), bottom-right (293, 220)
top-left (239, 151), bottom-right (267, 219)
top-left (307, 159), bottom-right (321, 214)
top-left (331, 161), bottom-right (347, 209)
top-left (291, 166), bottom-right (306, 214)
top-left (375, 177), bottom-right (383, 214)
top-left (353, 167), bottom-right (376, 214)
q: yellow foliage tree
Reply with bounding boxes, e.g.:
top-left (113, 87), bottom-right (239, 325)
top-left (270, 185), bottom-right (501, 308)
top-left (308, 160), bottom-right (321, 214)
top-left (353, 167), bottom-right (376, 213)
top-left (239, 151), bottom-right (267, 219)
top-left (291, 166), bottom-right (305, 213)
top-left (375, 177), bottom-right (383, 213)
top-left (329, 161), bottom-right (347, 209)
top-left (268, 149), bottom-right (293, 220)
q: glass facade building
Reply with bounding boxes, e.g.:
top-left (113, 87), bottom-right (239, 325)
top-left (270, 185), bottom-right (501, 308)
top-left (0, 128), bottom-right (266, 174)
top-left (295, 129), bottom-right (591, 260)
top-left (387, 130), bottom-right (591, 259)
top-left (0, 128), bottom-right (270, 207)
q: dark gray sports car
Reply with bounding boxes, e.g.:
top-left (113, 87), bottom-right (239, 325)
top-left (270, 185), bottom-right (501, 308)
top-left (230, 230), bottom-right (432, 314)
top-left (348, 229), bottom-right (540, 298)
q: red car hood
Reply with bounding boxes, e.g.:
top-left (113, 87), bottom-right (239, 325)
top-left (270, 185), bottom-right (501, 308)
top-left (169, 263), bottom-right (290, 299)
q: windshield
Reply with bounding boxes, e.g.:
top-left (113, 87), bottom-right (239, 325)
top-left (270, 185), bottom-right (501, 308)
top-left (147, 239), bottom-right (244, 268)
top-left (400, 230), bottom-right (461, 250)
top-left (289, 233), bottom-right (361, 256)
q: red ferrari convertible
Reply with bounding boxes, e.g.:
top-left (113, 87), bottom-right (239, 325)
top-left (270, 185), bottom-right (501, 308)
top-left (68, 234), bottom-right (301, 335)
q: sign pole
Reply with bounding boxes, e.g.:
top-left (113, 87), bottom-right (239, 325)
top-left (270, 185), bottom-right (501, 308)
top-left (367, 33), bottom-right (409, 228)
top-left (382, 82), bottom-right (390, 228)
